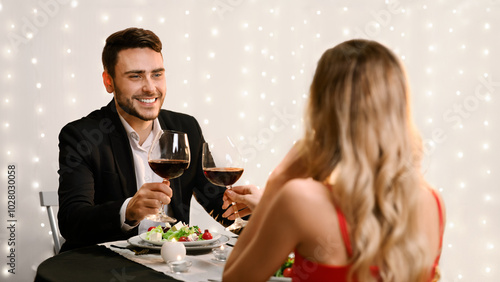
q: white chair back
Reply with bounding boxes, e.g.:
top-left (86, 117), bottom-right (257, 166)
top-left (39, 191), bottom-right (64, 254)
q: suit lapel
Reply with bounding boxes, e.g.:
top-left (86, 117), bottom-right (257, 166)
top-left (105, 101), bottom-right (137, 198)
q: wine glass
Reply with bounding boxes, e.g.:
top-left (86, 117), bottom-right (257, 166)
top-left (146, 130), bottom-right (190, 223)
top-left (202, 138), bottom-right (246, 231)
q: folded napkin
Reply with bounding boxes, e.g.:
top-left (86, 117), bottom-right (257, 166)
top-left (109, 244), bottom-right (158, 255)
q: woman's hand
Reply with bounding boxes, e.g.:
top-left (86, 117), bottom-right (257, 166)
top-left (222, 185), bottom-right (262, 220)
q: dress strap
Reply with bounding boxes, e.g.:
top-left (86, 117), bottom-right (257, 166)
top-left (325, 183), bottom-right (353, 258)
top-left (336, 207), bottom-right (353, 258)
top-left (429, 189), bottom-right (444, 266)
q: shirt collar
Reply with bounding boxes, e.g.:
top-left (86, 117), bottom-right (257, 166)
top-left (117, 113), bottom-right (162, 144)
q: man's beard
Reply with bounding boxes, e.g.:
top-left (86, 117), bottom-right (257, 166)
top-left (114, 84), bottom-right (162, 121)
top-left (118, 100), bottom-right (159, 121)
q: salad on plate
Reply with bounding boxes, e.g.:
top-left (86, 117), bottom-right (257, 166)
top-left (144, 222), bottom-right (215, 243)
top-left (274, 254), bottom-right (294, 278)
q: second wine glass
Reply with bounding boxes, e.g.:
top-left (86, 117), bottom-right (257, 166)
top-left (147, 130), bottom-right (190, 223)
top-left (202, 138), bottom-right (246, 231)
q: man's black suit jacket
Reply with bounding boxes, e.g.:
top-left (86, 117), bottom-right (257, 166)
top-left (57, 100), bottom-right (231, 251)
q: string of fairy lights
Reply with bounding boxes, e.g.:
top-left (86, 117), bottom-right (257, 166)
top-left (1, 0), bottom-right (498, 280)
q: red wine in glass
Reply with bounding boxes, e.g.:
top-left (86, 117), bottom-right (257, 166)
top-left (202, 141), bottom-right (247, 231)
top-left (146, 130), bottom-right (190, 223)
top-left (203, 167), bottom-right (244, 187)
top-left (149, 159), bottom-right (190, 180)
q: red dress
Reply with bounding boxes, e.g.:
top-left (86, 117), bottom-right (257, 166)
top-left (291, 189), bottom-right (444, 282)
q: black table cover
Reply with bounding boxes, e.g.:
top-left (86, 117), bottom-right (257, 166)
top-left (35, 245), bottom-right (182, 282)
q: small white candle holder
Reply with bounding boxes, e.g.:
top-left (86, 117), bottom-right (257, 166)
top-left (167, 258), bottom-right (192, 273)
top-left (212, 244), bottom-right (229, 261)
top-left (161, 241), bottom-right (186, 262)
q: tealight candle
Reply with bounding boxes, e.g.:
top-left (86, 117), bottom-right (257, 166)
top-left (161, 241), bottom-right (186, 262)
top-left (212, 244), bottom-right (229, 261)
top-left (167, 256), bottom-right (192, 273)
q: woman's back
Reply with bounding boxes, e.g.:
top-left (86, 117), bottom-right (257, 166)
top-left (285, 178), bottom-right (445, 281)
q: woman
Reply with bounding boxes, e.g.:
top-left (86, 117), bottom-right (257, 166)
top-left (223, 39), bottom-right (445, 282)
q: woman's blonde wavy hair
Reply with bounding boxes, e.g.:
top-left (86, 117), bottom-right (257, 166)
top-left (298, 39), bottom-right (433, 281)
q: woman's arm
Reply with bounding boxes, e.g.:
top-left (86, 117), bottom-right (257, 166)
top-left (224, 143), bottom-right (308, 252)
top-left (223, 181), bottom-right (309, 281)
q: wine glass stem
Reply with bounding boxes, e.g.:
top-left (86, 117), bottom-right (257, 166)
top-left (159, 178), bottom-right (169, 216)
top-left (228, 185), bottom-right (242, 220)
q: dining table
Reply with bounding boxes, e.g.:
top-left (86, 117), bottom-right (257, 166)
top-left (35, 233), bottom-right (238, 282)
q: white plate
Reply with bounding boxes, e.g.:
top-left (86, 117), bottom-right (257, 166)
top-left (269, 277), bottom-right (292, 282)
top-left (139, 232), bottom-right (222, 246)
top-left (128, 234), bottom-right (229, 251)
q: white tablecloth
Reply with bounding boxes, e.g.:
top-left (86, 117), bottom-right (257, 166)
top-left (101, 240), bottom-right (229, 282)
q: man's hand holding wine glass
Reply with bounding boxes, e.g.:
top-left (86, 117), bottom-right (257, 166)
top-left (145, 130), bottom-right (190, 223)
top-left (125, 180), bottom-right (172, 226)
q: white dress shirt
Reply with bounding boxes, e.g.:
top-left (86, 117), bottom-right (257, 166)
top-left (117, 114), bottom-right (172, 234)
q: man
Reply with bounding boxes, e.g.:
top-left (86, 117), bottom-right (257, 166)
top-left (57, 27), bottom-right (250, 251)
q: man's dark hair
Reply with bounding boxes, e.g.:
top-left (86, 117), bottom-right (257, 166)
top-left (102, 27), bottom-right (162, 78)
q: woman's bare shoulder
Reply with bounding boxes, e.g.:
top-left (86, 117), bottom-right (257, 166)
top-left (280, 178), bottom-right (331, 200)
top-left (276, 178), bottom-right (337, 223)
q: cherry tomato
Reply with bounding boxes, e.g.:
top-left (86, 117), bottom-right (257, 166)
top-left (283, 267), bottom-right (293, 277)
top-left (178, 236), bottom-right (188, 242)
top-left (202, 229), bottom-right (213, 240)
top-left (147, 226), bottom-right (155, 232)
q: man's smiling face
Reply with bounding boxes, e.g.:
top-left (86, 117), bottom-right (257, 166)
top-left (110, 47), bottom-right (166, 122)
